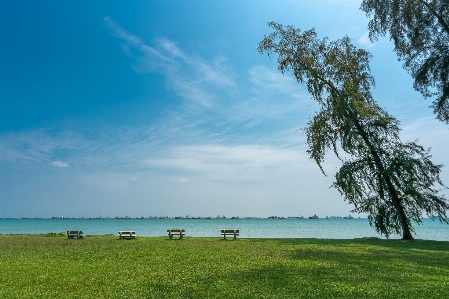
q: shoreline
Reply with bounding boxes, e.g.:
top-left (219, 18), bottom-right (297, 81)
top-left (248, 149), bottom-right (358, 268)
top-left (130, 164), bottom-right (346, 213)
top-left (2, 218), bottom-right (448, 241)
top-left (2, 233), bottom-right (449, 243)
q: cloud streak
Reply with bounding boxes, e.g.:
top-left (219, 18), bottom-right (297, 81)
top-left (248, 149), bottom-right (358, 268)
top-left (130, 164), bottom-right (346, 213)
top-left (51, 161), bottom-right (68, 167)
top-left (144, 144), bottom-right (308, 181)
top-left (104, 16), bottom-right (235, 108)
top-left (358, 31), bottom-right (375, 48)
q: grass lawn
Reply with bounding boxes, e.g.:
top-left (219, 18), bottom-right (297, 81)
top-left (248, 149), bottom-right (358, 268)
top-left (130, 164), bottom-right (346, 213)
top-left (1, 234), bottom-right (448, 298)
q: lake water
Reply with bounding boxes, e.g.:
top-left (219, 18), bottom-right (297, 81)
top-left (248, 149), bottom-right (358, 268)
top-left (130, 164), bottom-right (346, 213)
top-left (1, 218), bottom-right (448, 241)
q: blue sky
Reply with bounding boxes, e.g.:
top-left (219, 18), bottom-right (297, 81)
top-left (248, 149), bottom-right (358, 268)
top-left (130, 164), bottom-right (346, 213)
top-left (1, 0), bottom-right (447, 218)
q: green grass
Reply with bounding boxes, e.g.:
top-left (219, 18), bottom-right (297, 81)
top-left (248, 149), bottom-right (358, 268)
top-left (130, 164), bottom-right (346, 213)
top-left (1, 234), bottom-right (448, 298)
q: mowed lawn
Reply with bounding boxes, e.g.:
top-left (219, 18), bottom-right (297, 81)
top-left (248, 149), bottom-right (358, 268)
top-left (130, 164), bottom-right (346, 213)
top-left (1, 234), bottom-right (448, 298)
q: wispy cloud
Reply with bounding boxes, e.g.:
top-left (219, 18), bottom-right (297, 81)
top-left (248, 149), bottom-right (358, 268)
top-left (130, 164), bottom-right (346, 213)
top-left (358, 31), bottom-right (375, 48)
top-left (400, 116), bottom-right (449, 163)
top-left (0, 129), bottom-right (90, 166)
top-left (104, 16), bottom-right (235, 108)
top-left (103, 16), bottom-right (143, 46)
top-left (216, 65), bottom-right (314, 132)
top-left (0, 19), bottom-right (337, 180)
top-left (249, 66), bottom-right (300, 95)
top-left (145, 144), bottom-right (311, 183)
top-left (51, 161), bottom-right (68, 167)
top-left (101, 17), bottom-right (316, 144)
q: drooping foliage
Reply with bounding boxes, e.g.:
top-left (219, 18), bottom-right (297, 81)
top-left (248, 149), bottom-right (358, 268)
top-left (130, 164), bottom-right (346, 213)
top-left (361, 0), bottom-right (449, 124)
top-left (334, 141), bottom-right (448, 237)
top-left (258, 22), bottom-right (448, 239)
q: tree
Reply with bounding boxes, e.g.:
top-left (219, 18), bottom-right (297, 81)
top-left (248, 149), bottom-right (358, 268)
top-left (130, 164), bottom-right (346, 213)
top-left (258, 22), bottom-right (449, 239)
top-left (360, 0), bottom-right (449, 124)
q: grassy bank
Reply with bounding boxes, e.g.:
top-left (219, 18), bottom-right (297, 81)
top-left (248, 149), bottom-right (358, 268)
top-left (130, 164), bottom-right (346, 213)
top-left (1, 234), bottom-right (448, 298)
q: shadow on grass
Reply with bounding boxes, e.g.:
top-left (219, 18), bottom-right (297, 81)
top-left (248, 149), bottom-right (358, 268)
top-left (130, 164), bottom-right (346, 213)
top-left (246, 237), bottom-right (449, 251)
top-left (224, 262), bottom-right (441, 298)
top-left (137, 238), bottom-right (449, 298)
top-left (142, 260), bottom-right (442, 298)
top-left (243, 238), bottom-right (449, 273)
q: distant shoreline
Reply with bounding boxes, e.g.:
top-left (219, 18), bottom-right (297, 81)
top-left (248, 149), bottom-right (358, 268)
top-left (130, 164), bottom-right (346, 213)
top-left (2, 217), bottom-right (447, 241)
top-left (1, 216), bottom-right (372, 220)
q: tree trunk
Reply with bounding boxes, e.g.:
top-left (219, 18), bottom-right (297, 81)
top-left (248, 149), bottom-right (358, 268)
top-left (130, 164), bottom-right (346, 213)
top-left (395, 202), bottom-right (414, 240)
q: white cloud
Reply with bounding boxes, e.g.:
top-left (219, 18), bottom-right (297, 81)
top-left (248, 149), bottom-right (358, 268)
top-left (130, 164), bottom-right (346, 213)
top-left (156, 37), bottom-right (185, 58)
top-left (51, 161), bottom-right (68, 167)
top-left (144, 144), bottom-right (310, 182)
top-left (129, 176), bottom-right (139, 181)
top-left (249, 65), bottom-right (298, 94)
top-left (103, 16), bottom-right (143, 47)
top-left (400, 116), bottom-right (449, 167)
top-left (358, 31), bottom-right (375, 48)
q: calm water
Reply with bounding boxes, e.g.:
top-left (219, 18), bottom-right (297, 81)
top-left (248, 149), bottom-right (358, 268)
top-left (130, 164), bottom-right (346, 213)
top-left (1, 218), bottom-right (448, 241)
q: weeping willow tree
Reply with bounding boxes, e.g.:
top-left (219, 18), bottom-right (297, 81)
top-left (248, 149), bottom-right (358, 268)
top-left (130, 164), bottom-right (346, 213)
top-left (361, 0), bottom-right (449, 124)
top-left (258, 22), bottom-right (448, 239)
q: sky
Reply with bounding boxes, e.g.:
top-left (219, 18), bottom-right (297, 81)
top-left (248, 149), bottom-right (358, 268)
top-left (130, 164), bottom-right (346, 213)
top-left (1, 0), bottom-right (448, 219)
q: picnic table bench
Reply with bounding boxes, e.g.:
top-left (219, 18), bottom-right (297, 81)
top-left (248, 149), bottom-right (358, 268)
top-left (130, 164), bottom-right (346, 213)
top-left (67, 231), bottom-right (84, 239)
top-left (221, 229), bottom-right (239, 240)
top-left (119, 231), bottom-right (136, 239)
top-left (167, 229), bottom-right (185, 239)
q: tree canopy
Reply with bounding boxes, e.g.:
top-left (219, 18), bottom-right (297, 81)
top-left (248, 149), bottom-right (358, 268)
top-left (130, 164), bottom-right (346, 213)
top-left (361, 0), bottom-right (449, 124)
top-left (258, 22), bottom-right (448, 239)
